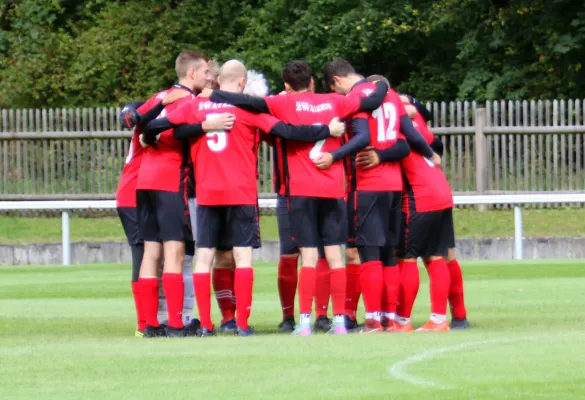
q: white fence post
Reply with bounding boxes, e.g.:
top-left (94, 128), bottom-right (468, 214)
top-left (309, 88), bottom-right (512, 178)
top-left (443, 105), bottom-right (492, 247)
top-left (62, 211), bottom-right (70, 266)
top-left (514, 206), bottom-right (523, 260)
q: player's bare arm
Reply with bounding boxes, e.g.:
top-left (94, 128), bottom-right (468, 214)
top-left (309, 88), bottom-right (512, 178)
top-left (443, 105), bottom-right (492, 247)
top-left (355, 139), bottom-right (410, 170)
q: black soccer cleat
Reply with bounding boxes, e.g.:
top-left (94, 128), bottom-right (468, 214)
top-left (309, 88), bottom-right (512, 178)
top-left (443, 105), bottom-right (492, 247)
top-left (313, 316), bottom-right (332, 332)
top-left (198, 327), bottom-right (216, 337)
top-left (277, 316), bottom-right (296, 332)
top-left (145, 325), bottom-right (167, 338)
top-left (344, 315), bottom-right (359, 332)
top-left (450, 318), bottom-right (471, 330)
top-left (220, 319), bottom-right (238, 333)
top-left (184, 319), bottom-right (201, 336)
top-left (166, 326), bottom-right (188, 338)
top-left (235, 326), bottom-right (256, 337)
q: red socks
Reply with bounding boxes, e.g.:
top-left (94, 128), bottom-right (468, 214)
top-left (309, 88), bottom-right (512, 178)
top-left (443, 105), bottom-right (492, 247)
top-left (194, 272), bottom-right (212, 330)
top-left (234, 268), bottom-right (254, 330)
top-left (139, 277), bottom-right (160, 327)
top-left (329, 268), bottom-right (346, 316)
top-left (131, 281), bottom-right (146, 331)
top-left (213, 268), bottom-right (235, 323)
top-left (425, 259), bottom-right (451, 316)
top-left (298, 266), bottom-right (316, 315)
top-left (315, 258), bottom-right (330, 318)
top-left (277, 256), bottom-right (298, 318)
top-left (345, 263), bottom-right (361, 319)
top-left (382, 266), bottom-right (400, 314)
top-left (360, 261), bottom-right (383, 314)
top-left (447, 259), bottom-right (467, 319)
top-left (397, 260), bottom-right (420, 319)
top-left (162, 273), bottom-right (185, 329)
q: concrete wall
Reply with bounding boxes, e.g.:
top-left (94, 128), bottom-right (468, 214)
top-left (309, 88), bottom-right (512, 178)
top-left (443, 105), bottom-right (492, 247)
top-left (1, 237), bottom-right (585, 265)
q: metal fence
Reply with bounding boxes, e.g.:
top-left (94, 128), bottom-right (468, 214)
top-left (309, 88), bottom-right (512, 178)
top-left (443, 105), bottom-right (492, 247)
top-left (1, 100), bottom-right (585, 200)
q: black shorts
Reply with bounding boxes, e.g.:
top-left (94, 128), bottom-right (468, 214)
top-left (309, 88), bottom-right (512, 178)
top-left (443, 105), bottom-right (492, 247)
top-left (196, 205), bottom-right (260, 249)
top-left (288, 196), bottom-right (347, 248)
top-left (276, 195), bottom-right (299, 255)
top-left (353, 191), bottom-right (402, 248)
top-left (137, 189), bottom-right (192, 242)
top-left (398, 207), bottom-right (455, 259)
top-left (117, 207), bottom-right (142, 246)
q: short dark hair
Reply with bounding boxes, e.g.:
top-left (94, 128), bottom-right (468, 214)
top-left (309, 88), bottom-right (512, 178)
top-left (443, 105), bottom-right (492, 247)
top-left (323, 59), bottom-right (355, 88)
top-left (366, 74), bottom-right (390, 87)
top-left (175, 50), bottom-right (208, 78)
top-left (282, 60), bottom-right (313, 91)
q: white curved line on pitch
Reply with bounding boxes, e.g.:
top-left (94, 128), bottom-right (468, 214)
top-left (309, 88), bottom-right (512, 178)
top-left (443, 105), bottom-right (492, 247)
top-left (388, 336), bottom-right (540, 390)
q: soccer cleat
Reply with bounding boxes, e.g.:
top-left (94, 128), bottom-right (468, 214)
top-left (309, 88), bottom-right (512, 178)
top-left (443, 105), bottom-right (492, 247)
top-left (235, 326), bottom-right (256, 337)
top-left (135, 328), bottom-right (145, 338)
top-left (392, 321), bottom-right (414, 332)
top-left (220, 319), bottom-right (238, 333)
top-left (344, 315), bottom-right (359, 332)
top-left (198, 327), bottom-right (216, 337)
top-left (277, 316), bottom-right (296, 332)
top-left (313, 316), bottom-right (332, 333)
top-left (450, 318), bottom-right (471, 330)
top-left (292, 323), bottom-right (312, 336)
top-left (416, 320), bottom-right (450, 332)
top-left (327, 321), bottom-right (348, 335)
top-left (166, 326), bottom-right (188, 338)
top-left (144, 325), bottom-right (167, 338)
top-left (184, 318), bottom-right (201, 336)
top-left (358, 319), bottom-right (384, 333)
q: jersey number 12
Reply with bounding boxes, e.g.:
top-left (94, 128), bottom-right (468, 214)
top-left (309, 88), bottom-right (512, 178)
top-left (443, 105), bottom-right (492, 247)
top-left (372, 102), bottom-right (397, 142)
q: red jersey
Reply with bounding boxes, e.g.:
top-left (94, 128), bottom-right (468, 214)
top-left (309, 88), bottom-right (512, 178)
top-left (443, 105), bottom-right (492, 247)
top-left (136, 86), bottom-right (195, 192)
top-left (348, 82), bottom-right (406, 192)
top-left (401, 112), bottom-right (453, 212)
top-left (167, 100), bottom-right (279, 206)
top-left (116, 92), bottom-right (167, 207)
top-left (265, 92), bottom-right (360, 198)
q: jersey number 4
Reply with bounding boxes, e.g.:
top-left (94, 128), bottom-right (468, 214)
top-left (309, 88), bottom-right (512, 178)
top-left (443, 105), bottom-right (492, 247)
top-left (205, 114), bottom-right (227, 152)
top-left (372, 102), bottom-right (397, 142)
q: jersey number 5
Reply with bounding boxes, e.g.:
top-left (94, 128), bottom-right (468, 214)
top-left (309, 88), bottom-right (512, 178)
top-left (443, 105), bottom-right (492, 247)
top-left (205, 114), bottom-right (227, 152)
top-left (372, 102), bottom-right (397, 142)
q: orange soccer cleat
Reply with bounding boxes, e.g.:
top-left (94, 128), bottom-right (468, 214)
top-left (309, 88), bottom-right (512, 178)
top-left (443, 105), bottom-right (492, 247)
top-left (415, 320), bottom-right (450, 332)
top-left (390, 321), bottom-right (414, 332)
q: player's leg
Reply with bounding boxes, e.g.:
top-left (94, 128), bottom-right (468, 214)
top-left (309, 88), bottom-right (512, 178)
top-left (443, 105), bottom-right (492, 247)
top-left (213, 249), bottom-right (237, 332)
top-left (320, 197), bottom-right (348, 335)
top-left (117, 206), bottom-right (146, 337)
top-left (136, 190), bottom-right (166, 337)
top-left (395, 206), bottom-right (420, 333)
top-left (313, 244), bottom-right (331, 332)
top-left (276, 194), bottom-right (299, 331)
top-left (156, 191), bottom-right (192, 336)
top-left (345, 191), bottom-right (362, 330)
top-left (229, 205), bottom-right (258, 336)
top-left (183, 198), bottom-right (198, 331)
top-left (194, 205), bottom-right (221, 336)
top-left (443, 208), bottom-right (469, 329)
top-left (416, 210), bottom-right (451, 332)
top-left (382, 191), bottom-right (402, 331)
top-left (288, 196), bottom-right (320, 336)
top-left (355, 192), bottom-right (386, 333)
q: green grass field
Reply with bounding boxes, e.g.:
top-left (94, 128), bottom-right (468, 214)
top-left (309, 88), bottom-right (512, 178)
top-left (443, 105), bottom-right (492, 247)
top-left (2, 207), bottom-right (585, 244)
top-left (1, 260), bottom-right (584, 399)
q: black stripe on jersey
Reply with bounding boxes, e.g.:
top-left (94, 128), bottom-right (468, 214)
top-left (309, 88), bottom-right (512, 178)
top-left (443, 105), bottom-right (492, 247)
top-left (402, 171), bottom-right (417, 216)
top-left (272, 138), bottom-right (281, 194)
top-left (280, 138), bottom-right (291, 197)
top-left (180, 140), bottom-right (191, 213)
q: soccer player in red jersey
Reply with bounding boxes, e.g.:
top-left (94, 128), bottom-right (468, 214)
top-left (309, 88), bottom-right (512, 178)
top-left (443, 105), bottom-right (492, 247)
top-left (321, 61), bottom-right (438, 333)
top-left (356, 93), bottom-right (453, 333)
top-left (400, 94), bottom-right (470, 330)
top-left (205, 60), bottom-right (389, 335)
top-left (116, 86), bottom-right (199, 337)
top-left (145, 59), bottom-right (346, 336)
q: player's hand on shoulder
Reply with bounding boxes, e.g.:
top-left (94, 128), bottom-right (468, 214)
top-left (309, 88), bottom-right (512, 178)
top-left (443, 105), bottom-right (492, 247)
top-left (430, 152), bottom-right (441, 166)
top-left (312, 152), bottom-right (334, 170)
top-left (119, 107), bottom-right (139, 130)
top-left (198, 88), bottom-right (213, 98)
top-left (328, 117), bottom-right (345, 137)
top-left (163, 89), bottom-right (191, 105)
top-left (203, 113), bottom-right (236, 131)
top-left (356, 146), bottom-right (380, 170)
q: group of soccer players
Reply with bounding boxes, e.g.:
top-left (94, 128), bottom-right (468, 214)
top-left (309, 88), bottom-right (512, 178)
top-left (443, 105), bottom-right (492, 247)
top-left (115, 50), bottom-right (470, 338)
